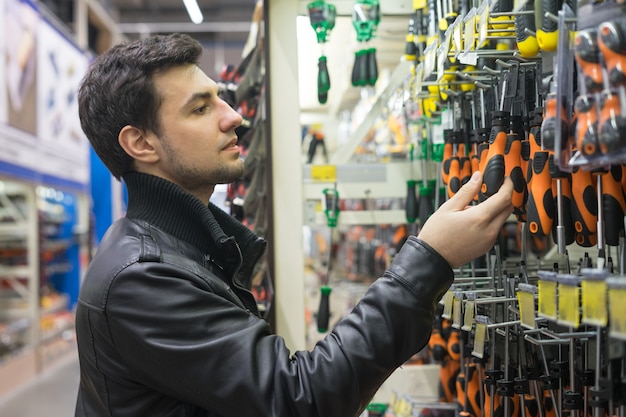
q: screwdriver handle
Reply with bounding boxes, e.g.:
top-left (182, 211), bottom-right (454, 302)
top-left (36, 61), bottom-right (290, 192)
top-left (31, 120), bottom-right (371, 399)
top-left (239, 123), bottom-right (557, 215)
top-left (541, 93), bottom-right (567, 151)
top-left (367, 48), bottom-right (378, 86)
top-left (406, 180), bottom-right (418, 223)
top-left (316, 285), bottom-right (332, 332)
top-left (574, 94), bottom-right (600, 158)
top-left (480, 112), bottom-right (509, 201)
top-left (441, 130), bottom-right (455, 186)
top-left (601, 165), bottom-right (626, 246)
top-left (418, 185), bottom-right (434, 225)
top-left (469, 142), bottom-right (481, 175)
top-left (448, 155), bottom-right (462, 198)
top-left (515, 0), bottom-right (539, 58)
top-left (598, 19), bottom-right (626, 88)
top-left (317, 55), bottom-right (330, 104)
top-left (527, 151), bottom-right (555, 237)
top-left (477, 141), bottom-right (490, 174)
top-left (521, 136), bottom-right (531, 185)
top-left (536, 0), bottom-right (559, 52)
top-left (504, 132), bottom-right (528, 218)
top-left (598, 92), bottom-right (626, 155)
top-left (570, 166), bottom-right (598, 247)
top-left (574, 29), bottom-right (604, 94)
top-left (351, 49), bottom-right (368, 87)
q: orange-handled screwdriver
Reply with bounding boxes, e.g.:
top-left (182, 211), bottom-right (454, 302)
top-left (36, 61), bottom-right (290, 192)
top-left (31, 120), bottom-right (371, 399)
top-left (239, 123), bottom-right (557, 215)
top-left (598, 91), bottom-right (626, 155)
top-left (598, 18), bottom-right (626, 88)
top-left (574, 28), bottom-right (604, 94)
top-left (601, 164), bottom-right (626, 246)
top-left (569, 166), bottom-right (598, 247)
top-left (441, 129), bottom-right (454, 187)
top-left (574, 94), bottom-right (600, 158)
top-left (480, 111), bottom-right (509, 202)
top-left (527, 151), bottom-right (555, 237)
top-left (504, 131), bottom-right (528, 220)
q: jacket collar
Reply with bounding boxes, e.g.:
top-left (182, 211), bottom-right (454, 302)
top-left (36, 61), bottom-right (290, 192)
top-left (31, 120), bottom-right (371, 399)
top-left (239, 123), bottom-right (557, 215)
top-left (122, 171), bottom-right (264, 272)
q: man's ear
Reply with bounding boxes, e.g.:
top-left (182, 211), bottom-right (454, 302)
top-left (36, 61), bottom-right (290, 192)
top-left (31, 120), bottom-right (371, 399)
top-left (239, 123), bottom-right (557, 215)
top-left (118, 125), bottom-right (160, 163)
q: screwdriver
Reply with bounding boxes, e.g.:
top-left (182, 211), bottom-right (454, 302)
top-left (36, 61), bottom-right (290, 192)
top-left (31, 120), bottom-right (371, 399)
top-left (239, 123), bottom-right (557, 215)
top-left (569, 166), bottom-right (598, 247)
top-left (406, 144), bottom-right (418, 224)
top-left (441, 129), bottom-right (455, 189)
top-left (598, 89), bottom-right (626, 156)
top-left (446, 132), bottom-right (462, 199)
top-left (504, 130), bottom-right (528, 221)
top-left (574, 28), bottom-right (605, 95)
top-left (535, 0), bottom-right (560, 52)
top-left (597, 18), bottom-right (626, 156)
top-left (317, 56), bottom-right (330, 104)
top-left (601, 164), bottom-right (626, 247)
top-left (574, 94), bottom-right (600, 159)
top-left (480, 110), bottom-right (508, 202)
top-left (597, 18), bottom-right (626, 88)
top-left (526, 150), bottom-right (554, 238)
top-left (514, 0), bottom-right (539, 58)
top-left (317, 186), bottom-right (340, 333)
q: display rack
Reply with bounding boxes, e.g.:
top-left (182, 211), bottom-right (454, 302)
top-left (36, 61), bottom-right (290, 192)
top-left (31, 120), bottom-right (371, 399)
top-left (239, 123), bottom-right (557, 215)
top-left (0, 180), bottom-right (39, 396)
top-left (0, 181), bottom-right (38, 361)
top-left (0, 179), bottom-right (86, 397)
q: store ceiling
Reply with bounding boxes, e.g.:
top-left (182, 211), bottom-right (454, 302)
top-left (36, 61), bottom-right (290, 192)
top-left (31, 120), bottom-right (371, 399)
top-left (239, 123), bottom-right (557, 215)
top-left (107, 0), bottom-right (412, 119)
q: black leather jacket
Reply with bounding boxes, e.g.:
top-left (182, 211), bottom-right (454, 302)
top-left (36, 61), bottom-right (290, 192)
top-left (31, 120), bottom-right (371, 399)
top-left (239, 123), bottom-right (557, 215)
top-left (75, 171), bottom-right (454, 417)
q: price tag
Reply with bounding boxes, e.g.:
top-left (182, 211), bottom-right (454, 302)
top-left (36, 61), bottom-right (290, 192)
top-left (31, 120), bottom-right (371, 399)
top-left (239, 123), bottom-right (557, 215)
top-left (463, 8), bottom-right (477, 54)
top-left (452, 15), bottom-right (463, 58)
top-left (452, 294), bottom-right (463, 329)
top-left (389, 392), bottom-right (399, 414)
top-left (517, 290), bottom-right (536, 329)
top-left (557, 283), bottom-right (580, 328)
top-left (477, 0), bottom-right (489, 48)
top-left (437, 41), bottom-right (450, 82)
top-left (399, 395), bottom-right (411, 417)
top-left (472, 321), bottom-right (487, 359)
top-left (310, 165), bottom-right (336, 182)
top-left (462, 299), bottom-right (475, 331)
top-left (608, 287), bottom-right (626, 340)
top-left (538, 279), bottom-right (557, 320)
top-left (441, 290), bottom-right (454, 319)
top-left (582, 280), bottom-right (608, 327)
top-left (423, 42), bottom-right (437, 80)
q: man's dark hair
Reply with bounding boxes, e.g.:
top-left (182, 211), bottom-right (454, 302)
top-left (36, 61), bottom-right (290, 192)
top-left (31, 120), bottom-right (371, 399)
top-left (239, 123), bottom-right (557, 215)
top-left (78, 33), bottom-right (203, 180)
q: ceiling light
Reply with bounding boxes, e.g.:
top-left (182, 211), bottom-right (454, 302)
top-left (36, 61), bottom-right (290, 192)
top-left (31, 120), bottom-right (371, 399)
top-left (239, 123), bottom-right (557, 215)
top-left (183, 0), bottom-right (204, 24)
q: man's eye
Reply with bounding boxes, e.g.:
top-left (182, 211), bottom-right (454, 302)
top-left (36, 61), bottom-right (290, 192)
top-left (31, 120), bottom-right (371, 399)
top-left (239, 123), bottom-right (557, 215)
top-left (194, 106), bottom-right (208, 114)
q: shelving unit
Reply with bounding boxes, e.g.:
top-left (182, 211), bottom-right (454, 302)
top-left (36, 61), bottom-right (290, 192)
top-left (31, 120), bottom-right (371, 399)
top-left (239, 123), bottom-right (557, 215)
top-left (0, 181), bottom-right (38, 361)
top-left (0, 178), bottom-right (87, 396)
top-left (0, 180), bottom-right (39, 396)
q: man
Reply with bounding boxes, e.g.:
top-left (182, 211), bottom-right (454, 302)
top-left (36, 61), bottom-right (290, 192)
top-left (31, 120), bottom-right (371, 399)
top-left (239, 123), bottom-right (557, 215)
top-left (75, 33), bottom-right (513, 417)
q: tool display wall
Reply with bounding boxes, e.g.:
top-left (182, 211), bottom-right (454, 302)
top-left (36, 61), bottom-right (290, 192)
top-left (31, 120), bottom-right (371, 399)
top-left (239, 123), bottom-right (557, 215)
top-left (375, 0), bottom-right (626, 416)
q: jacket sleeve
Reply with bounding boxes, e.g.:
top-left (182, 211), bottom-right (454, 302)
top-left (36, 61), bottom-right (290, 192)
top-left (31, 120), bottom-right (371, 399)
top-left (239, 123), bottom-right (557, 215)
top-left (105, 236), bottom-right (453, 417)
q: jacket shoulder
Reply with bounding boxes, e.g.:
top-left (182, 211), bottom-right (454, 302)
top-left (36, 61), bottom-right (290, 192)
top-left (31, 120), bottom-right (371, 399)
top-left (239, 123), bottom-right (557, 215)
top-left (78, 218), bottom-right (153, 310)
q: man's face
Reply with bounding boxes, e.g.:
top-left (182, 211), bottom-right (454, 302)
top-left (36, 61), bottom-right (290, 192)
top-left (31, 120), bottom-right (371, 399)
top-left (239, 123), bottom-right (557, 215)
top-left (149, 64), bottom-right (244, 198)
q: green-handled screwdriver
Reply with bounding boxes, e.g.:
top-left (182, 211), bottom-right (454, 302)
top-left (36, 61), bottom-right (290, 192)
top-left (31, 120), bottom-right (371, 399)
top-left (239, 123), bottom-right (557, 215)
top-left (406, 144), bottom-right (419, 224)
top-left (317, 186), bottom-right (340, 333)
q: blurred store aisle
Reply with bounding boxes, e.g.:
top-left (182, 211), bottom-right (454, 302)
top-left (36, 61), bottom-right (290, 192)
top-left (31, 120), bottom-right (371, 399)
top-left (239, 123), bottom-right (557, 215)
top-left (0, 350), bottom-right (78, 417)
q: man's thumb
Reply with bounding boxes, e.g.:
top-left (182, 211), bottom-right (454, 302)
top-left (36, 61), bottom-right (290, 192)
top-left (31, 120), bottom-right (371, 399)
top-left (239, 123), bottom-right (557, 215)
top-left (448, 171), bottom-right (482, 209)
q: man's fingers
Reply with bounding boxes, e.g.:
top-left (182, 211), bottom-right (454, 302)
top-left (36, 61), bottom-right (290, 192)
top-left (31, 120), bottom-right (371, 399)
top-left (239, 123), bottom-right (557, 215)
top-left (481, 177), bottom-right (514, 213)
top-left (444, 171), bottom-right (482, 211)
top-left (472, 177), bottom-right (514, 228)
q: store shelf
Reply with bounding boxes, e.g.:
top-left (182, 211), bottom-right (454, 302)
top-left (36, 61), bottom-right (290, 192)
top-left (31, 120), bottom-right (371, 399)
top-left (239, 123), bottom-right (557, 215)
top-left (0, 179), bottom-right (85, 397)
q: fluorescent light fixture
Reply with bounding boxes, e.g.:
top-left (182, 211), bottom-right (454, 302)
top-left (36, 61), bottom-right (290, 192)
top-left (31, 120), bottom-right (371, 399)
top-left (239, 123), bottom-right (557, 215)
top-left (183, 0), bottom-right (204, 24)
